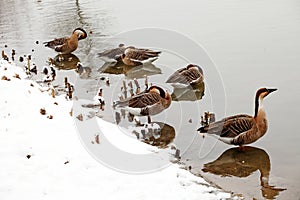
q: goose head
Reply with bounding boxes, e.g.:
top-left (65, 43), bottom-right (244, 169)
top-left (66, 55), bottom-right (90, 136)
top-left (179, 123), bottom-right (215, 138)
top-left (187, 64), bottom-right (203, 75)
top-left (148, 86), bottom-right (166, 97)
top-left (148, 86), bottom-right (172, 106)
top-left (254, 88), bottom-right (277, 117)
top-left (256, 88), bottom-right (277, 101)
top-left (73, 28), bottom-right (87, 40)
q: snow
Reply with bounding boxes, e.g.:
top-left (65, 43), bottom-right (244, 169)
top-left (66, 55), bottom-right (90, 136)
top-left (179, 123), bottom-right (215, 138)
top-left (0, 59), bottom-right (233, 200)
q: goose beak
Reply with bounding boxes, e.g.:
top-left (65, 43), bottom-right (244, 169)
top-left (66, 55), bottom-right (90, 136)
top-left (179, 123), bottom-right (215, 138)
top-left (267, 88), bottom-right (277, 94)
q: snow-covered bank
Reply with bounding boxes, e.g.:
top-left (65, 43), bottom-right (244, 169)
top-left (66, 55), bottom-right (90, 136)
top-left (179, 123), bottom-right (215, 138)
top-left (0, 59), bottom-right (233, 200)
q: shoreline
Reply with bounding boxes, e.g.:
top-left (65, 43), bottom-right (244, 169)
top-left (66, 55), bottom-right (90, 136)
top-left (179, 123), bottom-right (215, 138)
top-left (0, 59), bottom-right (236, 200)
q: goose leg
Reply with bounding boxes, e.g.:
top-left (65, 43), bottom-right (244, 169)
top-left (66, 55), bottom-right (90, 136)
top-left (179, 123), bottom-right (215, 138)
top-left (147, 115), bottom-right (152, 124)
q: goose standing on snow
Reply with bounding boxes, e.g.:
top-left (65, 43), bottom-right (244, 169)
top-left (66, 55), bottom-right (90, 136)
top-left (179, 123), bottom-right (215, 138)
top-left (44, 28), bottom-right (87, 54)
top-left (198, 88), bottom-right (277, 146)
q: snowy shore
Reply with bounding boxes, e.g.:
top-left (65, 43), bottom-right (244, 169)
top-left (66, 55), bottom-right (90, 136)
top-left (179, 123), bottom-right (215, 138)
top-left (0, 59), bottom-right (233, 200)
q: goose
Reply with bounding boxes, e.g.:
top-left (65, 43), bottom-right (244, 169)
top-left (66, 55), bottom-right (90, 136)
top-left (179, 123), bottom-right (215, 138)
top-left (121, 47), bottom-right (161, 66)
top-left (113, 85), bottom-right (171, 118)
top-left (197, 88), bottom-right (277, 146)
top-left (44, 28), bottom-right (87, 54)
top-left (166, 64), bottom-right (204, 88)
top-left (98, 44), bottom-right (161, 66)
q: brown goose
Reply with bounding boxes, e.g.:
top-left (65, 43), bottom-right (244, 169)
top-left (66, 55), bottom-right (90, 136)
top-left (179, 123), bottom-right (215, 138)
top-left (114, 85), bottom-right (171, 116)
top-left (198, 88), bottom-right (277, 146)
top-left (98, 44), bottom-right (161, 66)
top-left (121, 47), bottom-right (161, 66)
top-left (166, 64), bottom-right (204, 88)
top-left (44, 28), bottom-right (87, 54)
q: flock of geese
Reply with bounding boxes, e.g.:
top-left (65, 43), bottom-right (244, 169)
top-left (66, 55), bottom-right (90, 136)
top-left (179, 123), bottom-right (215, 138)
top-left (44, 28), bottom-right (277, 147)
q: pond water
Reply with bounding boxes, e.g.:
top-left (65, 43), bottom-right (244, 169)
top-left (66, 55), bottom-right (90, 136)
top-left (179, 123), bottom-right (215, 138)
top-left (1, 0), bottom-right (300, 199)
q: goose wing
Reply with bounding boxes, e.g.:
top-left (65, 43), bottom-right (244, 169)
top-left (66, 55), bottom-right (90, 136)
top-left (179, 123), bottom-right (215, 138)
top-left (98, 46), bottom-right (126, 60)
top-left (198, 114), bottom-right (255, 138)
top-left (115, 92), bottom-right (161, 108)
top-left (44, 37), bottom-right (69, 49)
top-left (124, 48), bottom-right (161, 62)
top-left (129, 92), bottom-right (161, 108)
top-left (167, 67), bottom-right (202, 84)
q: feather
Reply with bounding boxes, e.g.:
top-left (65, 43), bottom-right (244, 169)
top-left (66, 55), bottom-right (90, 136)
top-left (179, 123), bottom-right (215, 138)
top-left (98, 46), bottom-right (126, 61)
top-left (44, 37), bottom-right (68, 49)
top-left (124, 48), bottom-right (161, 62)
top-left (198, 114), bottom-right (254, 138)
top-left (166, 65), bottom-right (203, 85)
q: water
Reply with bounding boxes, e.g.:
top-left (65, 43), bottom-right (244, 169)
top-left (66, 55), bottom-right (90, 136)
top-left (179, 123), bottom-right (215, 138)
top-left (1, 0), bottom-right (300, 199)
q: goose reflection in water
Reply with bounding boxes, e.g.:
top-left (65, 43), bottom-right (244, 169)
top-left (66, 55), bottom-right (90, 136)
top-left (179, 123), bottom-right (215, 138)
top-left (131, 122), bottom-right (175, 148)
top-left (98, 62), bottom-right (161, 79)
top-left (50, 53), bottom-right (80, 70)
top-left (171, 82), bottom-right (205, 101)
top-left (202, 146), bottom-right (286, 199)
top-left (115, 109), bottom-right (175, 148)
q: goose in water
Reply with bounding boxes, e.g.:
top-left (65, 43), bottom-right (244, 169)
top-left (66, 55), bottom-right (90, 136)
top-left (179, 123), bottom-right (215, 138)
top-left (121, 47), bottom-right (161, 66)
top-left (114, 85), bottom-right (171, 122)
top-left (44, 28), bottom-right (87, 54)
top-left (198, 88), bottom-right (277, 146)
top-left (98, 44), bottom-right (161, 66)
top-left (166, 64), bottom-right (204, 88)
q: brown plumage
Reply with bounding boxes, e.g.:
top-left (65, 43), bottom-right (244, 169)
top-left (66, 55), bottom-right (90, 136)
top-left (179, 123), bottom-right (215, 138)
top-left (44, 28), bottom-right (87, 54)
top-left (198, 88), bottom-right (277, 146)
top-left (166, 64), bottom-right (204, 87)
top-left (114, 85), bottom-right (171, 116)
top-left (98, 44), bottom-right (161, 66)
top-left (121, 47), bottom-right (161, 66)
